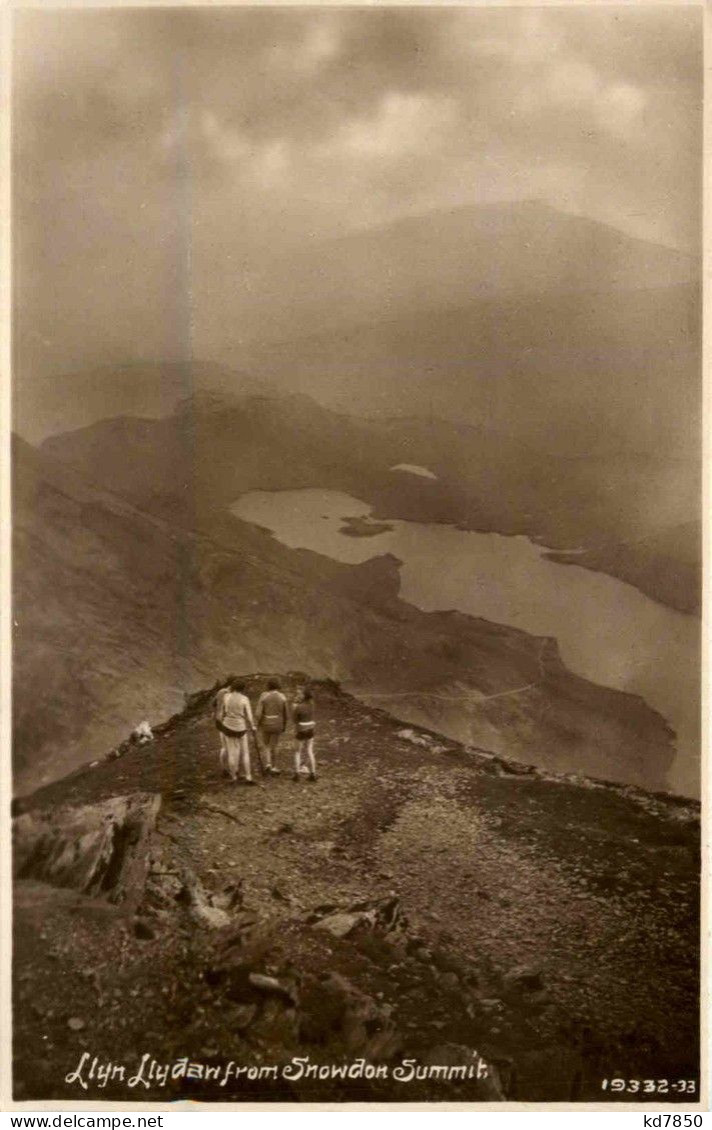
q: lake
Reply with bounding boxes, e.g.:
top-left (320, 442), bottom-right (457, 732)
top-left (233, 488), bottom-right (700, 797)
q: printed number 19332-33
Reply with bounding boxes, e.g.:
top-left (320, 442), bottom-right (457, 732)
top-left (601, 1079), bottom-right (697, 1095)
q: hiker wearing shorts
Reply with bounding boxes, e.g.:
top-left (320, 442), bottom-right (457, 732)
top-left (292, 686), bottom-right (317, 782)
top-left (214, 676), bottom-right (236, 777)
top-left (256, 677), bottom-right (289, 776)
top-left (217, 677), bottom-right (257, 785)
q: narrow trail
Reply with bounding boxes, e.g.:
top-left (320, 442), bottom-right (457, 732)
top-left (358, 684), bottom-right (537, 704)
top-left (356, 639), bottom-right (551, 705)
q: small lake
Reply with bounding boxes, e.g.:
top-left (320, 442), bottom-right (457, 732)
top-left (233, 489), bottom-right (700, 797)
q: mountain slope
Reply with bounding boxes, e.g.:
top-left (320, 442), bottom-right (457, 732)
top-left (12, 679), bottom-right (700, 1103)
top-left (15, 361), bottom-right (276, 446)
top-left (213, 202), bottom-right (697, 348)
top-left (214, 202), bottom-right (699, 470)
top-left (238, 284), bottom-right (700, 461)
top-left (13, 432), bottom-right (677, 795)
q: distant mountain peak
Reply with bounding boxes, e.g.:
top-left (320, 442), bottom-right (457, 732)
top-left (175, 389), bottom-right (237, 415)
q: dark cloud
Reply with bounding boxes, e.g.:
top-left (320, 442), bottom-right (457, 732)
top-left (12, 4), bottom-right (703, 423)
top-left (556, 6), bottom-right (702, 88)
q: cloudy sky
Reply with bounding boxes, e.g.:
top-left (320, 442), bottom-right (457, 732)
top-left (13, 4), bottom-right (702, 422)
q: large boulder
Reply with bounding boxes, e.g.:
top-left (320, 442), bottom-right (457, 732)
top-left (13, 793), bottom-right (160, 906)
top-left (176, 867), bottom-right (232, 930)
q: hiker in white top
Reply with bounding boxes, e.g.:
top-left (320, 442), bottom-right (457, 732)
top-left (218, 677), bottom-right (257, 785)
top-left (214, 676), bottom-right (236, 778)
top-left (255, 677), bottom-right (289, 776)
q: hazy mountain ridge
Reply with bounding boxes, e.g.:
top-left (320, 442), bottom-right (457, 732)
top-left (17, 202), bottom-right (700, 450)
top-left (15, 362), bottom-right (284, 447)
top-left (237, 283), bottom-right (700, 460)
top-left (219, 203), bottom-right (698, 348)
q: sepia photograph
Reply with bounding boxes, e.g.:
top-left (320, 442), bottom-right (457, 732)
top-left (8, 1), bottom-right (704, 1107)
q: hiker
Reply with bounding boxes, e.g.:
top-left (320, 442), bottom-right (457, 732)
top-left (292, 685), bottom-right (317, 782)
top-left (214, 676), bottom-right (235, 777)
top-left (217, 677), bottom-right (257, 785)
top-left (255, 677), bottom-right (289, 775)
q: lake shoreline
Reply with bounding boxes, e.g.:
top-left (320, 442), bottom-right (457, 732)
top-left (361, 504), bottom-right (701, 618)
top-left (233, 488), bottom-right (700, 798)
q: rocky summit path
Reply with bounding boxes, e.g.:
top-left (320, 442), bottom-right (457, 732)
top-left (13, 678), bottom-right (699, 1104)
